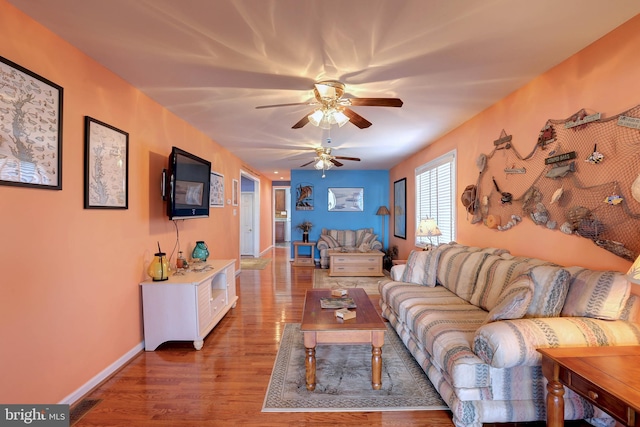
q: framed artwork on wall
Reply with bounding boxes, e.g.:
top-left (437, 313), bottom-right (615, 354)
top-left (210, 171), bottom-right (224, 207)
top-left (84, 116), bottom-right (129, 209)
top-left (296, 182), bottom-right (313, 210)
top-left (394, 178), bottom-right (406, 239)
top-left (328, 187), bottom-right (364, 212)
top-left (0, 55), bottom-right (64, 190)
top-left (232, 178), bottom-right (239, 206)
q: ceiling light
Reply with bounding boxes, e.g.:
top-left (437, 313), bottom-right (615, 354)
top-left (332, 110), bottom-right (349, 127)
top-left (308, 109), bottom-right (324, 127)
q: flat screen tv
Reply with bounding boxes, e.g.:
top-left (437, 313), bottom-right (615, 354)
top-left (165, 147), bottom-right (211, 220)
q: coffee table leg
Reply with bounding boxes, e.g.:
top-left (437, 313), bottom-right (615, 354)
top-left (371, 330), bottom-right (384, 390)
top-left (303, 332), bottom-right (317, 391)
top-left (305, 347), bottom-right (316, 391)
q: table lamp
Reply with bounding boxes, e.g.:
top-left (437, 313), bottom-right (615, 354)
top-left (416, 218), bottom-right (441, 250)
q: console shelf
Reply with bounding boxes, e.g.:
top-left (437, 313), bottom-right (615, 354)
top-left (140, 259), bottom-right (237, 351)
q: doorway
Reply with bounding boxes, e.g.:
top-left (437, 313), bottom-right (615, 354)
top-left (273, 186), bottom-right (291, 246)
top-left (240, 171), bottom-right (260, 257)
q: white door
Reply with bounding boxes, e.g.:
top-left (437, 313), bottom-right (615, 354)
top-left (241, 193), bottom-right (254, 255)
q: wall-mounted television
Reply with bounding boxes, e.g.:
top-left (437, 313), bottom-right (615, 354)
top-left (165, 147), bottom-right (211, 220)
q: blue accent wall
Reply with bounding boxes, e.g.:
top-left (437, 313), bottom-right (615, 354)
top-left (291, 169), bottom-right (389, 259)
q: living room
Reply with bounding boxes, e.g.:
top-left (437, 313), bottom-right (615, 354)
top-left (2, 1), bottom-right (640, 425)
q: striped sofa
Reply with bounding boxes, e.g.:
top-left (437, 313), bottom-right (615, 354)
top-left (316, 228), bottom-right (382, 269)
top-left (379, 243), bottom-right (640, 427)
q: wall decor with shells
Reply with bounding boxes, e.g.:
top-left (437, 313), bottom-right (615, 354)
top-left (468, 105), bottom-right (640, 261)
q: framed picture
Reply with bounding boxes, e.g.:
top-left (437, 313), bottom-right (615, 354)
top-left (232, 178), bottom-right (239, 206)
top-left (0, 55), bottom-right (64, 190)
top-left (328, 187), bottom-right (364, 212)
top-left (394, 178), bottom-right (406, 239)
top-left (84, 116), bottom-right (128, 209)
top-left (210, 171), bottom-right (224, 207)
top-left (295, 182), bottom-right (313, 211)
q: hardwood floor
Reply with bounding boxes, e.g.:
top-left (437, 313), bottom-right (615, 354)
top-left (74, 245), bottom-right (455, 426)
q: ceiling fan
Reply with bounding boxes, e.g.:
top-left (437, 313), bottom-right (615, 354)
top-left (299, 146), bottom-right (361, 169)
top-left (256, 80), bottom-right (403, 129)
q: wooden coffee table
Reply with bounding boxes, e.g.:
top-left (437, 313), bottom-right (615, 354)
top-left (300, 288), bottom-right (387, 391)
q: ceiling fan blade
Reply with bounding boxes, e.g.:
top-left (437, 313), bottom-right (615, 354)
top-left (334, 156), bottom-right (361, 162)
top-left (330, 159), bottom-right (344, 167)
top-left (347, 98), bottom-right (403, 107)
top-left (255, 102), bottom-right (313, 109)
top-left (299, 160), bottom-right (314, 167)
top-left (342, 108), bottom-right (372, 129)
top-left (292, 115), bottom-right (310, 129)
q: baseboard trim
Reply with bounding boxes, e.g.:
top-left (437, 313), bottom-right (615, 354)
top-left (59, 341), bottom-right (144, 405)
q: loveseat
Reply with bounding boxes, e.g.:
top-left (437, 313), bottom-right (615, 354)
top-left (380, 242), bottom-right (640, 427)
top-left (316, 228), bottom-right (382, 269)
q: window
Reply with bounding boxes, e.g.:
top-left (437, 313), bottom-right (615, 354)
top-left (415, 150), bottom-right (456, 246)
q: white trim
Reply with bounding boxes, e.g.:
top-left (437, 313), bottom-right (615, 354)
top-left (59, 342), bottom-right (144, 405)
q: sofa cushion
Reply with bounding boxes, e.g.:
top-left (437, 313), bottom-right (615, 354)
top-left (561, 268), bottom-right (631, 320)
top-left (525, 265), bottom-right (570, 318)
top-left (483, 273), bottom-right (534, 324)
top-left (619, 294), bottom-right (640, 323)
top-left (318, 234), bottom-right (339, 248)
top-left (358, 232), bottom-right (378, 248)
top-left (470, 255), bottom-right (539, 311)
top-left (354, 228), bottom-right (373, 246)
top-left (401, 250), bottom-right (429, 285)
top-left (437, 249), bottom-right (489, 301)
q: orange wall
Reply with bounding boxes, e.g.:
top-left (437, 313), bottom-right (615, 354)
top-left (0, 2), bottom-right (271, 403)
top-left (389, 13), bottom-right (640, 275)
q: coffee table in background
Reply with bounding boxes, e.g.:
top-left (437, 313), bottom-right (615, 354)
top-left (300, 288), bottom-right (387, 390)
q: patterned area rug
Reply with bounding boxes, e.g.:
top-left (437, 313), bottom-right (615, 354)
top-left (312, 269), bottom-right (391, 296)
top-left (240, 257), bottom-right (271, 270)
top-left (262, 323), bottom-right (448, 412)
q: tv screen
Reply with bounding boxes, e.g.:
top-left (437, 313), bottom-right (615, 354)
top-left (166, 147), bottom-right (211, 220)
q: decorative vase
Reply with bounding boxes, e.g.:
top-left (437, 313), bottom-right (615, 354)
top-left (147, 252), bottom-right (169, 281)
top-left (192, 241), bottom-right (209, 262)
top-left (302, 232), bottom-right (309, 243)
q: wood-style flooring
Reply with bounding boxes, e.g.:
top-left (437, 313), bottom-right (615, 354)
top-left (73, 245), bottom-right (455, 426)
top-left (74, 245), bottom-right (594, 427)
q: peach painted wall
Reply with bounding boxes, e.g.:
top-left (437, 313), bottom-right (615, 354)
top-left (0, 1), bottom-right (271, 404)
top-left (389, 13), bottom-right (640, 276)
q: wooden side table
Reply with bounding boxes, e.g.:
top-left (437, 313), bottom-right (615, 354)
top-left (538, 346), bottom-right (640, 427)
top-left (293, 240), bottom-right (316, 267)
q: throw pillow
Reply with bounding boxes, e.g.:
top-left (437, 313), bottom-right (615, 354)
top-left (525, 265), bottom-right (570, 318)
top-left (561, 268), bottom-right (631, 320)
top-left (483, 273), bottom-right (534, 324)
top-left (400, 250), bottom-right (429, 285)
top-left (319, 234), bottom-right (339, 248)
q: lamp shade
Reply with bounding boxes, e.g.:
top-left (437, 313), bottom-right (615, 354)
top-left (416, 218), bottom-right (442, 237)
top-left (376, 206), bottom-right (390, 216)
top-left (627, 254), bottom-right (640, 284)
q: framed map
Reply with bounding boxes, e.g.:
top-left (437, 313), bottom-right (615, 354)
top-left (0, 55), bottom-right (64, 189)
top-left (84, 116), bottom-right (128, 209)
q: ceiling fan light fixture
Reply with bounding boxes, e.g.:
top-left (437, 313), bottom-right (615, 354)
top-left (332, 110), bottom-right (349, 127)
top-left (307, 109), bottom-right (324, 127)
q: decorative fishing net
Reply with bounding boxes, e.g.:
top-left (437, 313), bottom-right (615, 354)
top-left (474, 105), bottom-right (640, 261)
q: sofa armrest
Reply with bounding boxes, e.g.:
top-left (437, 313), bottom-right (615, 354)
top-left (390, 264), bottom-right (406, 281)
top-left (371, 240), bottom-right (383, 251)
top-left (316, 240), bottom-right (330, 251)
top-left (473, 317), bottom-right (640, 369)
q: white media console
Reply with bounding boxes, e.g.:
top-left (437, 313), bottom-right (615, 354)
top-left (140, 259), bottom-right (237, 351)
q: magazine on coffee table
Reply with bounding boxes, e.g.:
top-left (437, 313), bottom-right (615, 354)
top-left (320, 297), bottom-right (357, 309)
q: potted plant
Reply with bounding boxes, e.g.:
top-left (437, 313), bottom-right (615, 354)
top-left (295, 220), bottom-right (313, 243)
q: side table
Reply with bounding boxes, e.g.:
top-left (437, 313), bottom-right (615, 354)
top-left (538, 346), bottom-right (640, 427)
top-left (293, 240), bottom-right (316, 267)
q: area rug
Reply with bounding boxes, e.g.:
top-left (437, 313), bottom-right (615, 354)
top-left (240, 257), bottom-right (271, 270)
top-left (312, 268), bottom-right (392, 296)
top-left (262, 323), bottom-right (448, 412)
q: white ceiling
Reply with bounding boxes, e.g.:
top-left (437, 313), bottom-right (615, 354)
top-left (8, 0), bottom-right (640, 181)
